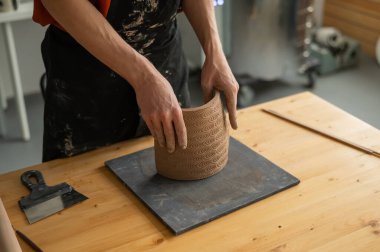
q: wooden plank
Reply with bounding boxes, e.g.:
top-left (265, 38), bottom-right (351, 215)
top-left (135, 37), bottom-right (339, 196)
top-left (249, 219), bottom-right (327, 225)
top-left (323, 16), bottom-right (379, 45)
top-left (323, 16), bottom-right (376, 56)
top-left (324, 0), bottom-right (380, 58)
top-left (262, 108), bottom-right (380, 158)
top-left (360, 42), bottom-right (377, 58)
top-left (328, 0), bottom-right (380, 19)
top-left (0, 92), bottom-right (379, 251)
top-left (325, 2), bottom-right (380, 33)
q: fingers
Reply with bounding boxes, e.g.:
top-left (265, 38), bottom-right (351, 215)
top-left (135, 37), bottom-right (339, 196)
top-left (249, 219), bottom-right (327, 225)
top-left (148, 107), bottom-right (187, 153)
top-left (173, 109), bottom-right (187, 149)
top-left (162, 115), bottom-right (176, 153)
top-left (202, 82), bottom-right (213, 103)
top-left (225, 83), bottom-right (239, 130)
top-left (145, 119), bottom-right (155, 138)
top-left (151, 117), bottom-right (165, 148)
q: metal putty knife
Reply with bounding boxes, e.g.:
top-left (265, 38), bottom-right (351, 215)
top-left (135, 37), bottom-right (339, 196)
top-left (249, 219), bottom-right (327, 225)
top-left (18, 170), bottom-right (88, 224)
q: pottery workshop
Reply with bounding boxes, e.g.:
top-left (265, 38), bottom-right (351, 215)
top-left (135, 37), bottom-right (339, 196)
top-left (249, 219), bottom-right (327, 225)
top-left (0, 0), bottom-right (380, 251)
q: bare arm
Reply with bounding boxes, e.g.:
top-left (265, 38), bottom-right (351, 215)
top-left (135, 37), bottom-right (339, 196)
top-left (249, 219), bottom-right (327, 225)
top-left (41, 0), bottom-right (187, 152)
top-left (182, 0), bottom-right (239, 129)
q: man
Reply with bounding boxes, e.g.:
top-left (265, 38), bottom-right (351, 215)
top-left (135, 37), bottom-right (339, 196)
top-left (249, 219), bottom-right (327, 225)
top-left (34, 0), bottom-right (239, 162)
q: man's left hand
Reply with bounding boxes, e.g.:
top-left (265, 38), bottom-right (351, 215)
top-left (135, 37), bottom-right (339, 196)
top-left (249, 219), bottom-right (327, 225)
top-left (201, 51), bottom-right (239, 130)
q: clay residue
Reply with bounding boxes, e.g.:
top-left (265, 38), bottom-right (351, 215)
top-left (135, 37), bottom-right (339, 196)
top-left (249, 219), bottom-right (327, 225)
top-left (63, 124), bottom-right (74, 156)
top-left (148, 0), bottom-right (159, 11)
top-left (120, 0), bottom-right (165, 55)
top-left (152, 193), bottom-right (169, 208)
top-left (123, 13), bottom-right (145, 30)
top-left (149, 23), bottom-right (164, 29)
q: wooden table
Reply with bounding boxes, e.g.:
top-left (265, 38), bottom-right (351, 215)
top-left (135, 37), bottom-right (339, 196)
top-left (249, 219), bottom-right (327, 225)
top-left (1, 92), bottom-right (379, 251)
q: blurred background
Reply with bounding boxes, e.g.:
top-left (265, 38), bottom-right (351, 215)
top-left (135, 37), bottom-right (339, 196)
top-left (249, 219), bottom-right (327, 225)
top-left (0, 0), bottom-right (379, 173)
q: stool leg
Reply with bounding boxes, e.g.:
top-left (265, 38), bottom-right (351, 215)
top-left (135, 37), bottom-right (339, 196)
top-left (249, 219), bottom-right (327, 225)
top-left (3, 22), bottom-right (30, 141)
top-left (0, 75), bottom-right (7, 110)
top-left (0, 82), bottom-right (6, 137)
top-left (0, 72), bottom-right (6, 136)
top-left (0, 103), bottom-right (6, 138)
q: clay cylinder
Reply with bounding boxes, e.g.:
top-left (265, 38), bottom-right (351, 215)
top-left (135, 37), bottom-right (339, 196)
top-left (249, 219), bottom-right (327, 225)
top-left (155, 92), bottom-right (229, 180)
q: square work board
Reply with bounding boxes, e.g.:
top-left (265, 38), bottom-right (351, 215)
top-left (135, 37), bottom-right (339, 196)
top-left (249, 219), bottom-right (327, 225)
top-left (105, 138), bottom-right (300, 235)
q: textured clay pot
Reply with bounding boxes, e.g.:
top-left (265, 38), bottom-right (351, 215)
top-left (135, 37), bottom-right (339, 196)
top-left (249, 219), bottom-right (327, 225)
top-left (155, 92), bottom-right (229, 180)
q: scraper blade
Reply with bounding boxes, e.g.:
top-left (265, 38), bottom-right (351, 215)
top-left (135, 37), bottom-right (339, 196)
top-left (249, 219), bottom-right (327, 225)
top-left (19, 170), bottom-right (88, 224)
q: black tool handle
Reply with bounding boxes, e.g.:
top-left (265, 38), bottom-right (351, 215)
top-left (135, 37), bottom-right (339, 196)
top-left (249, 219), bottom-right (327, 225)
top-left (20, 170), bottom-right (47, 192)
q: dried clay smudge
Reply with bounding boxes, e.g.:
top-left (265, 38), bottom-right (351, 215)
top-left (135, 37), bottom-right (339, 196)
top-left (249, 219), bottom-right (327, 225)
top-left (63, 124), bottom-right (74, 156)
top-left (120, 0), bottom-right (165, 55)
top-left (138, 38), bottom-right (155, 54)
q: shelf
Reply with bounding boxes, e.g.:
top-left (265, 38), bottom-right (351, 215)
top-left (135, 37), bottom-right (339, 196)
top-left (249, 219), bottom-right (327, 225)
top-left (0, 2), bottom-right (33, 24)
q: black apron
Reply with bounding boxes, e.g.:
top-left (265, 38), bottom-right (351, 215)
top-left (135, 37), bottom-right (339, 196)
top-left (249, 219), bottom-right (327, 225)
top-left (41, 0), bottom-right (190, 162)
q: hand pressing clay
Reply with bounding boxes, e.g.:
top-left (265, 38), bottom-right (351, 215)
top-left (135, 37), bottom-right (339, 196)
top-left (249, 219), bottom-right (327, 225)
top-left (155, 92), bottom-right (229, 180)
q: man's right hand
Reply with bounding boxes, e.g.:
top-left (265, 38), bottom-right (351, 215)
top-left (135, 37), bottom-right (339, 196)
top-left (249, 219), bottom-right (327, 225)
top-left (40, 0), bottom-right (187, 153)
top-left (134, 69), bottom-right (187, 153)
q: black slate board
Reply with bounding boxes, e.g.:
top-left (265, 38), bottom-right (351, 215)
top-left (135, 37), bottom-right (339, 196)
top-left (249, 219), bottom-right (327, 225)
top-left (105, 138), bottom-right (300, 235)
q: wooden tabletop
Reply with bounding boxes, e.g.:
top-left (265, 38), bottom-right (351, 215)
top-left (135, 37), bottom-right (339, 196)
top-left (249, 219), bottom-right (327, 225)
top-left (1, 92), bottom-right (379, 251)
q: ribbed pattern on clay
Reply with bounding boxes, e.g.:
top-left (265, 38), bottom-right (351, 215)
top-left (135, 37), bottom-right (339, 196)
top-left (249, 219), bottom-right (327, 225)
top-left (155, 92), bottom-right (229, 180)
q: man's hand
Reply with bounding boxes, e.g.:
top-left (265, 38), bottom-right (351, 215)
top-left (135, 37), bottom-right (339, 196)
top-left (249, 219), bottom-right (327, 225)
top-left (182, 0), bottom-right (239, 130)
top-left (40, 0), bottom-right (187, 153)
top-left (201, 51), bottom-right (239, 129)
top-left (135, 70), bottom-right (187, 153)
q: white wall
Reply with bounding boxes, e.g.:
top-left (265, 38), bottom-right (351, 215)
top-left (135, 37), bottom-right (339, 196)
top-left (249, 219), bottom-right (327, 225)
top-left (0, 19), bottom-right (46, 98)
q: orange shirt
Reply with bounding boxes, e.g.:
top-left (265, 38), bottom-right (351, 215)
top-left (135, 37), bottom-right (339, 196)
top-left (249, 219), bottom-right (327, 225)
top-left (33, 0), bottom-right (112, 28)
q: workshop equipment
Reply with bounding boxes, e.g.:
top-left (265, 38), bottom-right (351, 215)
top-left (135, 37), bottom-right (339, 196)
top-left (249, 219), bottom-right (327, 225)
top-left (19, 170), bottom-right (88, 224)
top-left (311, 28), bottom-right (360, 75)
top-left (106, 137), bottom-right (299, 235)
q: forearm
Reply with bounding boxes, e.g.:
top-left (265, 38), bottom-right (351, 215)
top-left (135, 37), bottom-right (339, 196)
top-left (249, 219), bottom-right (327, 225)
top-left (182, 0), bottom-right (223, 57)
top-left (183, 0), bottom-right (238, 130)
top-left (42, 0), bottom-right (189, 152)
top-left (41, 0), bottom-right (156, 91)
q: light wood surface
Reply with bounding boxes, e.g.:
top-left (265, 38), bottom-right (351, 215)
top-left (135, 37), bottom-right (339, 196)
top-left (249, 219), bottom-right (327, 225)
top-left (262, 108), bottom-right (380, 158)
top-left (0, 92), bottom-right (379, 251)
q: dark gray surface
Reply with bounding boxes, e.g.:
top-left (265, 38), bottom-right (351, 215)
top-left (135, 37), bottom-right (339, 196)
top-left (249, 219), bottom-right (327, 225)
top-left (105, 138), bottom-right (300, 235)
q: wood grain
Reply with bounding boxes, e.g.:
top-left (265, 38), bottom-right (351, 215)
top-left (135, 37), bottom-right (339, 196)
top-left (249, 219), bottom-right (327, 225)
top-left (324, 0), bottom-right (380, 58)
top-left (262, 108), bottom-right (380, 158)
top-left (0, 92), bottom-right (379, 251)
